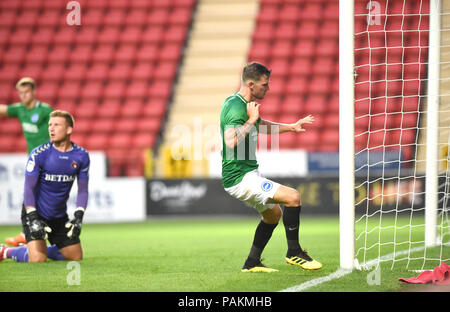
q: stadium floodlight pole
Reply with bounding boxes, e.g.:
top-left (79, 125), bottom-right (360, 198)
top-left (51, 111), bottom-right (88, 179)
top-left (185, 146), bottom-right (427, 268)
top-left (425, 0), bottom-right (441, 247)
top-left (339, 0), bottom-right (355, 270)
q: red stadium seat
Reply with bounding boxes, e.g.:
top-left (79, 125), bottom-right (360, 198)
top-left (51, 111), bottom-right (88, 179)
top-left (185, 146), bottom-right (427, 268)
top-left (74, 118), bottom-right (93, 135)
top-left (133, 132), bottom-right (156, 149)
top-left (97, 27), bottom-right (121, 45)
top-left (103, 9), bottom-right (126, 26)
top-left (164, 26), bottom-right (187, 43)
top-left (274, 23), bottom-right (298, 41)
top-left (85, 63), bottom-right (110, 81)
top-left (0, 135), bottom-right (17, 152)
top-left (104, 81), bottom-right (126, 99)
top-left (0, 0), bottom-right (191, 161)
top-left (48, 45), bottom-right (71, 63)
top-left (75, 100), bottom-right (99, 119)
top-left (70, 45), bottom-right (93, 63)
top-left (293, 40), bottom-right (315, 58)
top-left (148, 81), bottom-right (172, 99)
top-left (115, 118), bottom-right (138, 133)
top-left (153, 62), bottom-right (177, 80)
top-left (142, 99), bottom-right (166, 117)
top-left (3, 46), bottom-right (27, 64)
top-left (120, 100), bottom-right (143, 118)
top-left (91, 118), bottom-right (115, 134)
top-left (31, 27), bottom-right (54, 46)
top-left (0, 64), bottom-right (20, 82)
top-left (97, 100), bottom-right (122, 118)
top-left (271, 40), bottom-right (294, 59)
top-left (114, 44), bottom-right (137, 63)
top-left (159, 43), bottom-right (182, 61)
top-left (64, 64), bottom-right (87, 81)
top-left (81, 81), bottom-right (104, 99)
top-left (136, 44), bottom-right (159, 62)
top-left (169, 8), bottom-right (193, 25)
top-left (126, 81), bottom-right (149, 98)
top-left (38, 10), bottom-right (61, 27)
top-left (137, 117), bottom-right (162, 132)
top-left (119, 26), bottom-right (142, 44)
top-left (110, 133), bottom-right (132, 149)
top-left (58, 82), bottom-right (81, 100)
top-left (297, 129), bottom-right (320, 151)
top-left (108, 63), bottom-right (132, 81)
top-left (75, 27), bottom-right (98, 45)
top-left (92, 45), bottom-right (115, 63)
top-left (85, 134), bottom-right (109, 151)
top-left (131, 62), bottom-right (154, 80)
top-left (148, 9), bottom-right (170, 26)
top-left (82, 9), bottom-right (104, 27)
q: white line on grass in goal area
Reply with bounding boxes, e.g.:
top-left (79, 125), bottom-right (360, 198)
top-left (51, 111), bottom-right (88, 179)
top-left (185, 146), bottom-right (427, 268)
top-left (278, 246), bottom-right (426, 292)
top-left (279, 268), bottom-right (352, 292)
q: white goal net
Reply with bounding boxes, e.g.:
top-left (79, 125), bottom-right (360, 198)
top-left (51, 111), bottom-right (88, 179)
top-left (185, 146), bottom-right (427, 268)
top-left (344, 0), bottom-right (450, 270)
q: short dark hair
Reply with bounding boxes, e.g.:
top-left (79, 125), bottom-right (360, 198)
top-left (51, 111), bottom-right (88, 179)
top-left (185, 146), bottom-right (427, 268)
top-left (241, 62), bottom-right (271, 83)
top-left (50, 110), bottom-right (75, 128)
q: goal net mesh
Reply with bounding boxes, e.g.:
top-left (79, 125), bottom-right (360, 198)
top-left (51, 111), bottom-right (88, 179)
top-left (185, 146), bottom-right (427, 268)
top-left (353, 0), bottom-right (450, 270)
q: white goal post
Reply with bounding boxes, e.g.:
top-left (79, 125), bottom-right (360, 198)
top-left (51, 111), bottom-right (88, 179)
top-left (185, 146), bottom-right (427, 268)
top-left (339, 0), bottom-right (449, 271)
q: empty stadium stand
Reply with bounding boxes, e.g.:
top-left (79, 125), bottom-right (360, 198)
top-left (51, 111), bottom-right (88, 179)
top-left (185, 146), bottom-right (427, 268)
top-left (0, 0), bottom-right (431, 176)
top-left (0, 0), bottom-right (195, 176)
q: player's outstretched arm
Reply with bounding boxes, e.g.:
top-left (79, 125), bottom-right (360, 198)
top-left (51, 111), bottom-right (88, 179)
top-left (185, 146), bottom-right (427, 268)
top-left (0, 104), bottom-right (8, 116)
top-left (259, 115), bottom-right (314, 134)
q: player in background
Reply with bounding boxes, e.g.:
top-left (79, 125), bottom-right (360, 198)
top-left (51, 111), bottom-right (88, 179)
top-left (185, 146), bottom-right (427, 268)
top-left (0, 110), bottom-right (90, 263)
top-left (220, 62), bottom-right (322, 272)
top-left (0, 77), bottom-right (53, 247)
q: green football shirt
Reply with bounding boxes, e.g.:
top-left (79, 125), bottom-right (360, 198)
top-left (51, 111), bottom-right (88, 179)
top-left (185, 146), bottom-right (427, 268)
top-left (7, 101), bottom-right (53, 154)
top-left (220, 93), bottom-right (261, 188)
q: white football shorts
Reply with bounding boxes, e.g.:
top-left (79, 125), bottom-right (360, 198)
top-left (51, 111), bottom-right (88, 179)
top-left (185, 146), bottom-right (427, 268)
top-left (224, 169), bottom-right (281, 213)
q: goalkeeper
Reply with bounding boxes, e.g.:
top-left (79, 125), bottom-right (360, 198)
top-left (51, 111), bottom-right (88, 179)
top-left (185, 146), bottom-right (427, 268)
top-left (221, 62), bottom-right (322, 272)
top-left (1, 110), bottom-right (90, 263)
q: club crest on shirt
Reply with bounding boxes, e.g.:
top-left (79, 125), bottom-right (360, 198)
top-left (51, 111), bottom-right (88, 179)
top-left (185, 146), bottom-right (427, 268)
top-left (71, 161), bottom-right (78, 169)
top-left (261, 181), bottom-right (273, 192)
top-left (31, 113), bottom-right (39, 123)
top-left (26, 160), bottom-right (35, 172)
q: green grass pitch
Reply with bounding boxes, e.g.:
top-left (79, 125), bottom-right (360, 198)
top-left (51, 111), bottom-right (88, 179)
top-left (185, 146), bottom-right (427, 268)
top-left (0, 216), bottom-right (448, 292)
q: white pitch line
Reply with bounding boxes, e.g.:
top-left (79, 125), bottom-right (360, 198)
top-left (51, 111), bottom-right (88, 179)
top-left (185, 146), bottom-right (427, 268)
top-left (279, 245), bottom-right (427, 292)
top-left (279, 268), bottom-right (352, 292)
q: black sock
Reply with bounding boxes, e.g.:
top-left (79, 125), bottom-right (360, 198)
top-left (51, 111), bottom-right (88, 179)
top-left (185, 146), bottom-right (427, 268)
top-left (283, 205), bottom-right (302, 257)
top-left (246, 220), bottom-right (278, 263)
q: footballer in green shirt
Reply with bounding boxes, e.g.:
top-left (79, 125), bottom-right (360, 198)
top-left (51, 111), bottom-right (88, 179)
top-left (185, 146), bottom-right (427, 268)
top-left (0, 77), bottom-right (53, 154)
top-left (0, 77), bottom-right (53, 247)
top-left (220, 62), bottom-right (321, 272)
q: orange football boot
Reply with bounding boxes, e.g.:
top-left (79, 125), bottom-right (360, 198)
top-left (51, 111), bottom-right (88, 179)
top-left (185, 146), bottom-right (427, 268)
top-left (5, 233), bottom-right (26, 247)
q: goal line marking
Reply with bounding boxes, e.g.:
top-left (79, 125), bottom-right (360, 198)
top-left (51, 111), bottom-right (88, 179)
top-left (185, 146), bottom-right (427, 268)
top-left (278, 246), bottom-right (426, 292)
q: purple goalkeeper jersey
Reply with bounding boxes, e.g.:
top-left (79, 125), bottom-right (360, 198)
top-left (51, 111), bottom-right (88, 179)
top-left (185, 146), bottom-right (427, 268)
top-left (24, 141), bottom-right (90, 220)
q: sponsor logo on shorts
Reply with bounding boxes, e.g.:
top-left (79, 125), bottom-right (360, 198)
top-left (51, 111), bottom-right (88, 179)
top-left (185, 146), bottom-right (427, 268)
top-left (261, 181), bottom-right (273, 192)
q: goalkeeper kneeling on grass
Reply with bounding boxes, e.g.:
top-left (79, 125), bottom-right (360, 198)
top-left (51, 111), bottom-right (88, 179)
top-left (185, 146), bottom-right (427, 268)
top-left (1, 110), bottom-right (90, 263)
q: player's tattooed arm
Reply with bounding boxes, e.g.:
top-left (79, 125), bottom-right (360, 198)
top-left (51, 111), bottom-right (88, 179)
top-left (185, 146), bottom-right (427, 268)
top-left (224, 102), bottom-right (260, 148)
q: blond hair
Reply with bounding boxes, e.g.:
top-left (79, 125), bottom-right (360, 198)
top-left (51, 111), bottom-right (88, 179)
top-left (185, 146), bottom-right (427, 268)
top-left (16, 77), bottom-right (36, 90)
top-left (50, 110), bottom-right (75, 128)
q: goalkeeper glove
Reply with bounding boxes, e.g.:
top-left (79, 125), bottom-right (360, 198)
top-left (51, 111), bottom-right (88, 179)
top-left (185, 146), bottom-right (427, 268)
top-left (65, 207), bottom-right (85, 239)
top-left (25, 208), bottom-right (52, 240)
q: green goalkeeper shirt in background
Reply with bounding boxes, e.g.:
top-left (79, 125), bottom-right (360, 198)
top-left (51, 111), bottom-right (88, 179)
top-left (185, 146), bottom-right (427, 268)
top-left (220, 93), bottom-right (261, 188)
top-left (7, 101), bottom-right (53, 154)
